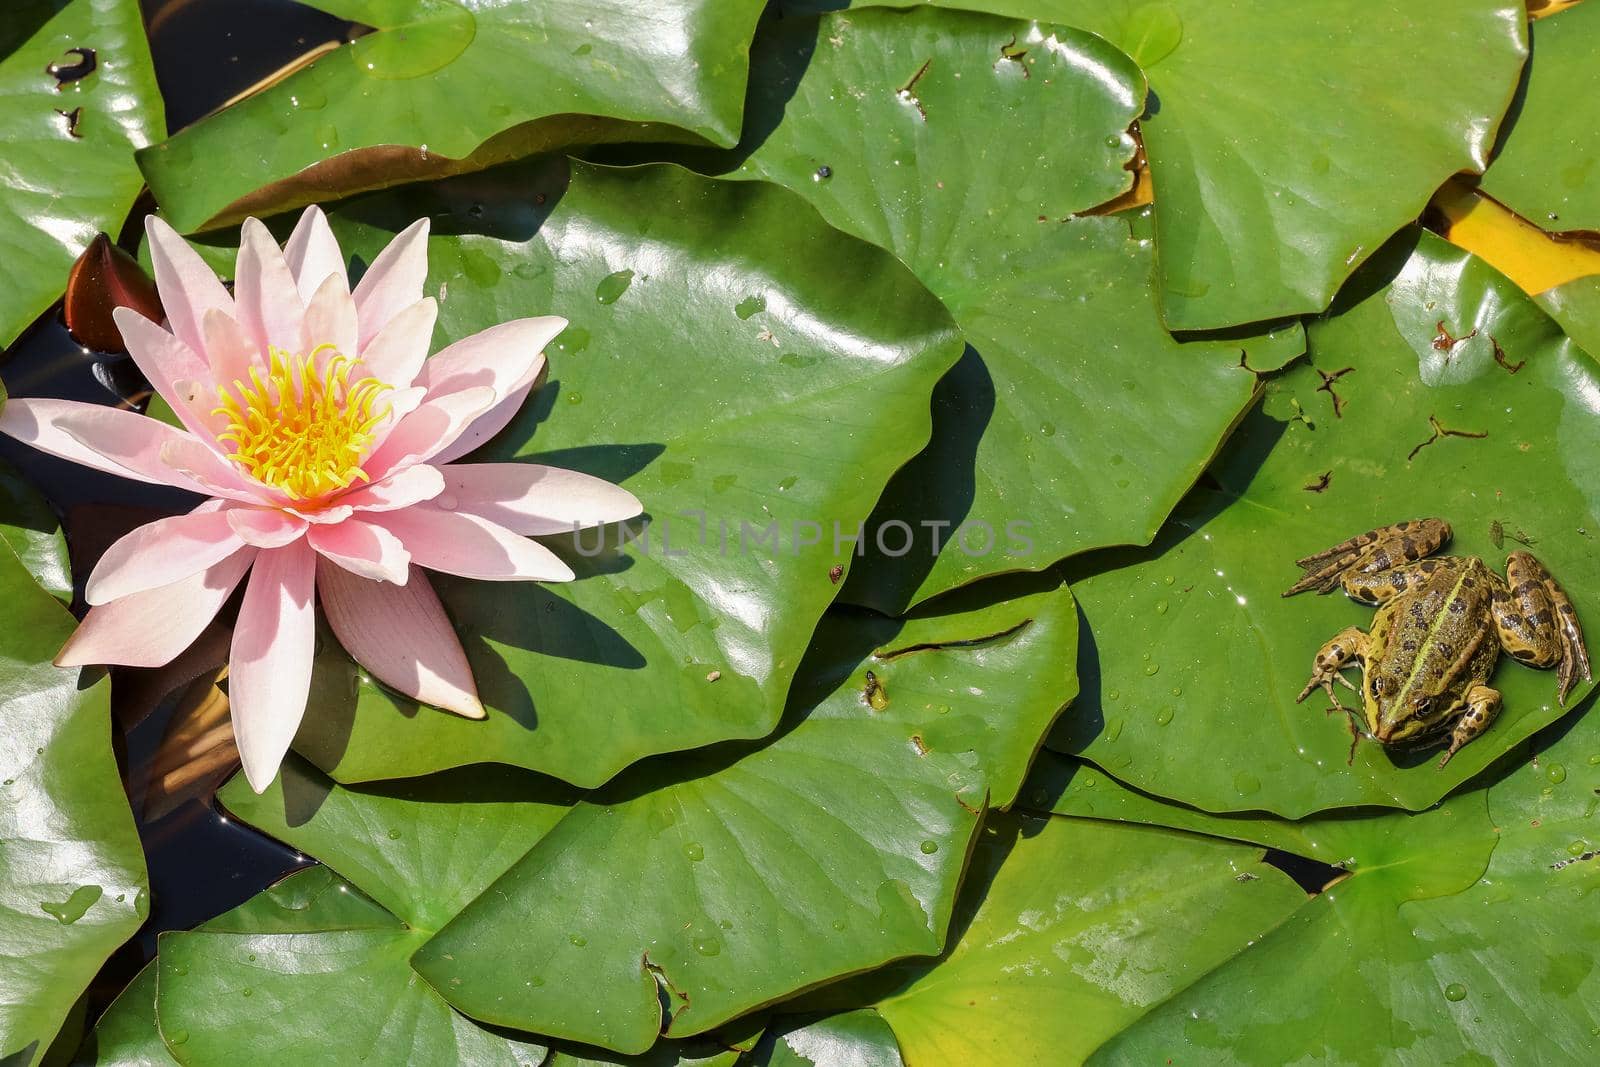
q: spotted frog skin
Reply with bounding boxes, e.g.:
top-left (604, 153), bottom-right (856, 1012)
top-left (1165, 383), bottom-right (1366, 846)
top-left (1285, 519), bottom-right (1590, 766)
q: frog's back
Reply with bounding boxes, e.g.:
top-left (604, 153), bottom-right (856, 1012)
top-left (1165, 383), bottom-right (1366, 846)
top-left (1370, 557), bottom-right (1497, 702)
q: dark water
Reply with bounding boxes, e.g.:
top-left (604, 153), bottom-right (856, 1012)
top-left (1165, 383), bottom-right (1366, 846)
top-left (2, 0), bottom-right (357, 1016)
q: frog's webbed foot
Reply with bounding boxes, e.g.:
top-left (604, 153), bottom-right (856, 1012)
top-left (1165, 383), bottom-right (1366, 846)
top-left (1284, 518), bottom-right (1452, 598)
top-left (1492, 552), bottom-right (1592, 705)
top-left (1438, 685), bottom-right (1502, 768)
top-left (1296, 626), bottom-right (1367, 710)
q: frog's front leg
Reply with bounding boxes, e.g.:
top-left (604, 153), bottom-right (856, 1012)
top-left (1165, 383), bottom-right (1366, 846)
top-left (1296, 626), bottom-right (1368, 708)
top-left (1491, 551), bottom-right (1592, 705)
top-left (1284, 518), bottom-right (1451, 597)
top-left (1438, 685), bottom-right (1501, 767)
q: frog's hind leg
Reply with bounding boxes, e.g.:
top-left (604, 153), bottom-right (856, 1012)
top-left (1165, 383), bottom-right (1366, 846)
top-left (1438, 685), bottom-right (1501, 768)
top-left (1492, 551), bottom-right (1592, 705)
top-left (1296, 626), bottom-right (1368, 708)
top-left (1284, 518), bottom-right (1451, 597)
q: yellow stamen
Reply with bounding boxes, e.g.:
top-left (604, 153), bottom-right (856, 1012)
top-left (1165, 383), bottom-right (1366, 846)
top-left (213, 344), bottom-right (392, 502)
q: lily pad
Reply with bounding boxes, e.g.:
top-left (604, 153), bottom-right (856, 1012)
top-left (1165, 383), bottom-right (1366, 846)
top-left (146, 763), bottom-right (569, 1066)
top-left (137, 0), bottom-right (767, 231)
top-left (0, 457), bottom-right (69, 602)
top-left (543, 1019), bottom-right (763, 1067)
top-left (746, 1011), bottom-right (904, 1067)
top-left (792, 0), bottom-right (1527, 330)
top-left (1022, 750), bottom-right (1354, 866)
top-left (0, 504), bottom-right (146, 1066)
top-left (77, 867), bottom-right (390, 1067)
top-left (413, 581), bottom-right (1078, 1054)
top-left (277, 157), bottom-right (960, 788)
top-left (800, 810), bottom-right (1305, 1064)
top-left (1480, 0), bottom-right (1600, 233)
top-left (0, 0), bottom-right (163, 347)
top-left (1071, 720), bottom-right (1600, 1062)
top-left (1052, 229), bottom-right (1600, 817)
top-left (1537, 274), bottom-right (1600, 359)
top-left (692, 6), bottom-right (1287, 610)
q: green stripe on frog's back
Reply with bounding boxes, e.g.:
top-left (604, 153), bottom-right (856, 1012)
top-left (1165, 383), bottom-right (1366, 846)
top-left (1391, 559), bottom-right (1494, 717)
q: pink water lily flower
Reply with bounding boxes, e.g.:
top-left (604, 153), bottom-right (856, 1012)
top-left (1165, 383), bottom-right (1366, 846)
top-left (0, 209), bottom-right (641, 792)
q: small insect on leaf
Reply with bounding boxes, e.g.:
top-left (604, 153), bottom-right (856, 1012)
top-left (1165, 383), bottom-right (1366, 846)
top-left (863, 670), bottom-right (889, 711)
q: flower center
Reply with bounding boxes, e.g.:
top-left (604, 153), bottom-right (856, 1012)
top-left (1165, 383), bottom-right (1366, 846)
top-left (213, 344), bottom-right (392, 502)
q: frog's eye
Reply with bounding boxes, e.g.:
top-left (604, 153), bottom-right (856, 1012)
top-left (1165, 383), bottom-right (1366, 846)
top-left (1412, 695), bottom-right (1433, 713)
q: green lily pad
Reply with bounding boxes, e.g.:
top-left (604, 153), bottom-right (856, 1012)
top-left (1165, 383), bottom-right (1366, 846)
top-left (1537, 274), bottom-right (1600, 359)
top-left (0, 0), bottom-right (163, 347)
top-left (801, 810), bottom-right (1305, 1064)
top-left (138, 0), bottom-right (767, 231)
top-left (1023, 750), bottom-right (1354, 867)
top-left (0, 506), bottom-right (146, 1066)
top-left (412, 581), bottom-right (1078, 1054)
top-left (746, 1011), bottom-right (904, 1067)
top-left (1076, 720), bottom-right (1600, 1062)
top-left (157, 925), bottom-right (547, 1067)
top-left (218, 760), bottom-right (578, 931)
top-left (689, 6), bottom-right (1286, 611)
top-left (146, 762), bottom-right (568, 1066)
top-left (543, 1020), bottom-right (763, 1067)
top-left (1051, 229), bottom-right (1600, 817)
top-left (283, 157), bottom-right (960, 788)
top-left (77, 867), bottom-right (390, 1067)
top-left (1480, 1), bottom-right (1600, 233)
top-left (0, 457), bottom-right (69, 602)
top-left (792, 0), bottom-right (1527, 331)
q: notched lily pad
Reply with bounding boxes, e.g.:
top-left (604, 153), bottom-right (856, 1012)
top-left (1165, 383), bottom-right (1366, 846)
top-left (796, 809), bottom-right (1305, 1065)
top-left (283, 156), bottom-right (962, 788)
top-left (1050, 718), bottom-right (1600, 1062)
top-left (785, 0), bottom-right (1527, 330)
top-left (143, 762), bottom-right (569, 1066)
top-left (412, 580), bottom-right (1078, 1054)
top-left (695, 7), bottom-right (1292, 610)
top-left (1053, 230), bottom-right (1600, 817)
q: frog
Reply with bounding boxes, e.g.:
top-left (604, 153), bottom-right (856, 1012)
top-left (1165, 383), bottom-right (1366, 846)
top-left (1284, 518), bottom-right (1590, 766)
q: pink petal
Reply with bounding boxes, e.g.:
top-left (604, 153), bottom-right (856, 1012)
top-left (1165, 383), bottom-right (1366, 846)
top-left (300, 272), bottom-right (358, 359)
top-left (201, 308), bottom-right (259, 390)
top-left (352, 218), bottom-right (429, 351)
top-left (337, 464), bottom-right (444, 512)
top-left (0, 398), bottom-right (211, 493)
top-left (113, 307), bottom-right (217, 439)
top-left (362, 385), bottom-right (496, 478)
top-left (306, 518), bottom-right (411, 584)
top-left (358, 298), bottom-right (436, 388)
top-left (230, 540), bottom-right (318, 793)
top-left (317, 559), bottom-right (483, 719)
top-left (158, 434), bottom-right (272, 504)
top-left (227, 507), bottom-right (310, 548)
top-left (417, 317), bottom-right (563, 398)
top-left (419, 318), bottom-right (560, 464)
top-left (234, 218), bottom-right (305, 353)
top-left (85, 506), bottom-right (246, 605)
top-left (367, 505), bottom-right (575, 582)
top-left (429, 369), bottom-right (539, 465)
top-left (145, 215), bottom-right (234, 356)
top-left (283, 206), bottom-right (348, 302)
top-left (443, 463), bottom-right (642, 535)
top-left (56, 547), bottom-right (257, 668)
top-left (286, 503), bottom-right (354, 526)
